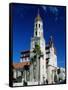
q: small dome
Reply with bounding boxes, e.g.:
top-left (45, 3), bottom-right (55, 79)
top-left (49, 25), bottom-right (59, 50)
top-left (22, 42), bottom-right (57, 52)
top-left (35, 14), bottom-right (42, 21)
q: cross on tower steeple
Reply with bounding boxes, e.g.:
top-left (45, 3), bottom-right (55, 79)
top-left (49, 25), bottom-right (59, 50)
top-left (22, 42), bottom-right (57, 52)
top-left (34, 9), bottom-right (43, 37)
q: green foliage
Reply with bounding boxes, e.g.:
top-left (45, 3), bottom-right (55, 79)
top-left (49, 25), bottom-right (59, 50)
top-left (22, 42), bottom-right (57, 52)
top-left (33, 44), bottom-right (41, 56)
top-left (31, 44), bottom-right (43, 63)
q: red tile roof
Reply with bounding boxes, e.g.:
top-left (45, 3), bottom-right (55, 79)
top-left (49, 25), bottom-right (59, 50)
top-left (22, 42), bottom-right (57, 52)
top-left (13, 62), bottom-right (30, 69)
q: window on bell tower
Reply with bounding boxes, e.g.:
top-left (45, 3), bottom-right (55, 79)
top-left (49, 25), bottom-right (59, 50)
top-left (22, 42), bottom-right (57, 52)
top-left (35, 31), bottom-right (37, 36)
top-left (36, 24), bottom-right (37, 28)
top-left (39, 24), bottom-right (40, 28)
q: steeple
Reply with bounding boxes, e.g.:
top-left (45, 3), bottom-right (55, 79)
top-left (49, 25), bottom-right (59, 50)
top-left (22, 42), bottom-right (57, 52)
top-left (49, 36), bottom-right (54, 47)
top-left (35, 9), bottom-right (42, 22)
top-left (49, 36), bottom-right (56, 54)
top-left (34, 9), bottom-right (43, 37)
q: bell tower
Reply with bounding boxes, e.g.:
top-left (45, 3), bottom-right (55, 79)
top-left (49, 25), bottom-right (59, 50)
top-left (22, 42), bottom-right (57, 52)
top-left (34, 9), bottom-right (43, 38)
top-left (30, 9), bottom-right (47, 84)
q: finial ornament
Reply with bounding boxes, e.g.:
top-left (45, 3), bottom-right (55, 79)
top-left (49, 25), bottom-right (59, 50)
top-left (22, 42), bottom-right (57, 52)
top-left (38, 8), bottom-right (40, 16)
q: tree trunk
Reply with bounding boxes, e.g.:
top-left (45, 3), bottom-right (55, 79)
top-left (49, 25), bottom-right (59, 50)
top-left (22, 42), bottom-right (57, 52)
top-left (38, 55), bottom-right (40, 85)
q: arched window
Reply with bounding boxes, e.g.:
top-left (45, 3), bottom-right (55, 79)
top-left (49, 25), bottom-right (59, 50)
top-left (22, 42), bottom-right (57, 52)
top-left (35, 31), bottom-right (37, 36)
top-left (36, 24), bottom-right (37, 28)
top-left (39, 24), bottom-right (40, 28)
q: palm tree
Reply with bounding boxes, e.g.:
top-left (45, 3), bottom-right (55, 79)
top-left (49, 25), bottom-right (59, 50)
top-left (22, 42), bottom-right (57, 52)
top-left (31, 44), bottom-right (43, 85)
top-left (31, 55), bottom-right (36, 82)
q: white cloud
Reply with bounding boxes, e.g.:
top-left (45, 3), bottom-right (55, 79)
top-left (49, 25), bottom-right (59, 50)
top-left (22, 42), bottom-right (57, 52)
top-left (49, 6), bottom-right (58, 15)
top-left (41, 5), bottom-right (59, 16)
top-left (41, 6), bottom-right (47, 12)
top-left (41, 6), bottom-right (59, 21)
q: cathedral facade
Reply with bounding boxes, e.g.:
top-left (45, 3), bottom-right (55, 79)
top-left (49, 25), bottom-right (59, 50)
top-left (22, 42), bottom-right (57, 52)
top-left (13, 11), bottom-right (65, 86)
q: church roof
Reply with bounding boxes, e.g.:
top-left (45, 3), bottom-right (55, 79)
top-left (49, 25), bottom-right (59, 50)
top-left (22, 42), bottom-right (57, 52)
top-left (13, 62), bottom-right (30, 69)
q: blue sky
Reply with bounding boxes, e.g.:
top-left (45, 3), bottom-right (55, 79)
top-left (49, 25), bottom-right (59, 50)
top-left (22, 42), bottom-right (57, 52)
top-left (11, 3), bottom-right (66, 68)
